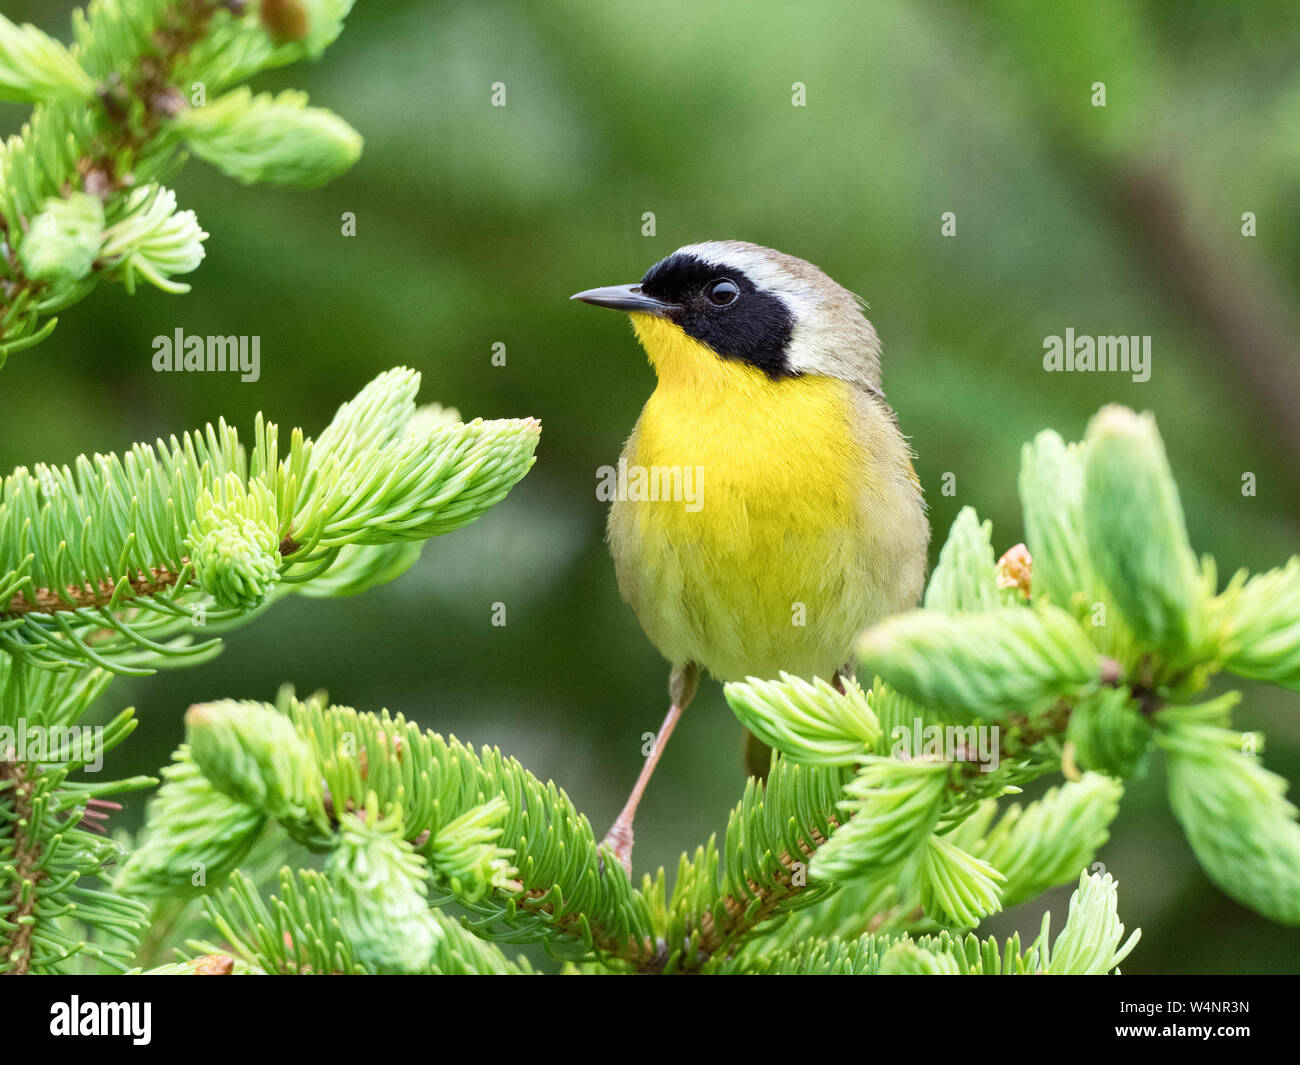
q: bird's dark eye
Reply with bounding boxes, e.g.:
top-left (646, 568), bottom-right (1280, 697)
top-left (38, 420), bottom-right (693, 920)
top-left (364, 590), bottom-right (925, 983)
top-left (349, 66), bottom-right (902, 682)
top-left (705, 278), bottom-right (740, 306)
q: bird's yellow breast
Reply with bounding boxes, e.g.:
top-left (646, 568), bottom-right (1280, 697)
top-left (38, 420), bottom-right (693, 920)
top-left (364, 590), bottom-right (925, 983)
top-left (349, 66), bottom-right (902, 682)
top-left (607, 315), bottom-right (908, 682)
top-left (630, 318), bottom-right (862, 546)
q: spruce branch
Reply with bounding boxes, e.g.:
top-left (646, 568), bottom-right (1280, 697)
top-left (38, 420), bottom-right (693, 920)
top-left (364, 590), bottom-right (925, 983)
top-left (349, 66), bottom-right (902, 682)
top-left (0, 0), bottom-right (360, 365)
top-left (0, 661), bottom-right (153, 973)
top-left (642, 755), bottom-right (849, 973)
top-left (1214, 558), bottom-right (1300, 691)
top-left (725, 871), bottom-right (1137, 975)
top-left (195, 868), bottom-right (533, 976)
top-left (1065, 685), bottom-right (1153, 778)
top-left (723, 669), bottom-right (1114, 936)
top-left (115, 748), bottom-right (267, 900)
top-left (749, 772), bottom-right (1123, 951)
top-left (97, 184), bottom-right (206, 294)
top-left (1158, 699), bottom-right (1300, 925)
top-left (971, 772), bottom-right (1123, 908)
top-left (119, 694), bottom-right (661, 967)
top-left (0, 367), bottom-right (540, 675)
top-left (120, 692), bottom-right (859, 974)
top-left (809, 757), bottom-right (950, 883)
top-left (1041, 871), bottom-right (1141, 975)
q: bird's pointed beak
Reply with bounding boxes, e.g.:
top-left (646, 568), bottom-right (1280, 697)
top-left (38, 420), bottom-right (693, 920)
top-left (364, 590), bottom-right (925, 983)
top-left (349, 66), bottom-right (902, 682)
top-left (570, 283), bottom-right (677, 317)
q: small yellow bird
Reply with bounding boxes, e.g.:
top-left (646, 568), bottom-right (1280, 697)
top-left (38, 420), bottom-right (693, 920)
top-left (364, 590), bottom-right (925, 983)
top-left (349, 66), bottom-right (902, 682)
top-left (573, 241), bottom-right (930, 872)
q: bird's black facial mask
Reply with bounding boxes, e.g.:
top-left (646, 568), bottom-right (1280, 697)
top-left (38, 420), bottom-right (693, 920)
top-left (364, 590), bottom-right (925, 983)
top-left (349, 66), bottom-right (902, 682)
top-left (638, 252), bottom-right (797, 378)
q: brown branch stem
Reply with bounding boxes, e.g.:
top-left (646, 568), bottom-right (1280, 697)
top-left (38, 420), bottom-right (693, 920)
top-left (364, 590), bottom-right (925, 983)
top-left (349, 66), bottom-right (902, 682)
top-left (2, 565), bottom-right (188, 619)
top-left (0, 761), bottom-right (40, 975)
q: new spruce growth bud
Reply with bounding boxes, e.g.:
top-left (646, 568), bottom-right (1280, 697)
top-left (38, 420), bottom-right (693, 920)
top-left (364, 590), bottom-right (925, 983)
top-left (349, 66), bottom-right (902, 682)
top-left (1082, 406), bottom-right (1205, 660)
top-left (328, 802), bottom-right (442, 974)
top-left (174, 88), bottom-right (363, 187)
top-left (924, 506), bottom-right (1000, 613)
top-left (1019, 430), bottom-right (1095, 610)
top-left (18, 193), bottom-right (104, 286)
top-left (188, 475), bottom-right (281, 611)
top-left (0, 15), bottom-right (94, 102)
top-left (186, 700), bottom-right (320, 825)
top-left (725, 672), bottom-right (881, 766)
top-left (858, 605), bottom-right (1101, 719)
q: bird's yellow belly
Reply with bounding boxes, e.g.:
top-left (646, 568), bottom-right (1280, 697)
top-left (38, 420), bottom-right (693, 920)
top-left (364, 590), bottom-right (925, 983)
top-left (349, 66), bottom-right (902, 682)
top-left (608, 368), bottom-right (885, 682)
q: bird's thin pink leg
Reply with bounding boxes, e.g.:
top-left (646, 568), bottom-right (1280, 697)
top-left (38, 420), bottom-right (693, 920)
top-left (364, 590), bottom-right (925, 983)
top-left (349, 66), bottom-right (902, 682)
top-left (600, 664), bottom-right (699, 875)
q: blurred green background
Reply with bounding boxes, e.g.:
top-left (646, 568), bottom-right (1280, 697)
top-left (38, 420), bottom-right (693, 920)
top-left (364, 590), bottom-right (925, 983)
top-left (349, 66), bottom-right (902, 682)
top-left (2, 0), bottom-right (1297, 972)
